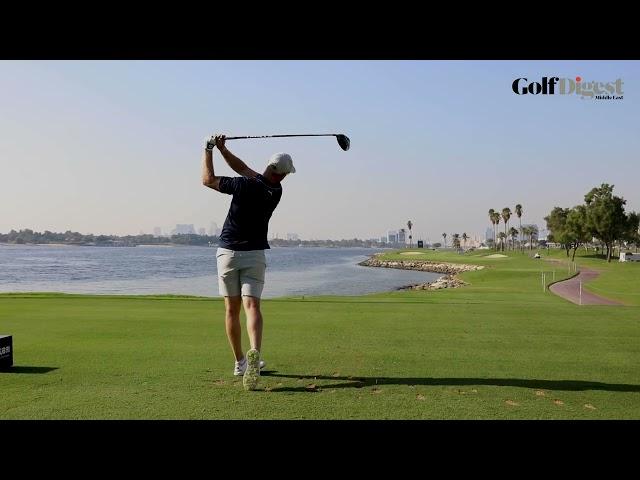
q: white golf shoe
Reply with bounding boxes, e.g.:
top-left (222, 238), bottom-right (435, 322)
top-left (233, 356), bottom-right (266, 376)
top-left (243, 349), bottom-right (261, 391)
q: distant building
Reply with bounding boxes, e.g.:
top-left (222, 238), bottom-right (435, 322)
top-left (172, 224), bottom-right (196, 235)
top-left (485, 227), bottom-right (494, 242)
top-left (388, 231), bottom-right (398, 243)
top-left (398, 230), bottom-right (406, 244)
top-left (380, 236), bottom-right (387, 243)
top-left (153, 227), bottom-right (162, 237)
top-left (208, 222), bottom-right (218, 236)
top-left (198, 228), bottom-right (206, 236)
top-left (620, 252), bottom-right (640, 262)
top-left (286, 233), bottom-right (299, 241)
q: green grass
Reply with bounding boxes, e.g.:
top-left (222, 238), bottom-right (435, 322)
top-left (1, 248), bottom-right (638, 419)
top-left (559, 250), bottom-right (640, 306)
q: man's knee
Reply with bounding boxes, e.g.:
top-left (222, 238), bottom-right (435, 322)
top-left (242, 295), bottom-right (261, 312)
top-left (225, 296), bottom-right (242, 316)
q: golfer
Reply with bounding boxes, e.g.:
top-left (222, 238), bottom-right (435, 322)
top-left (201, 134), bottom-right (295, 390)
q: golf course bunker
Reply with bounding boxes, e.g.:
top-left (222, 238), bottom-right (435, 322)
top-left (399, 252), bottom-right (426, 255)
top-left (484, 254), bottom-right (508, 258)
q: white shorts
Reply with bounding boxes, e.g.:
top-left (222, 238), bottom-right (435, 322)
top-left (216, 248), bottom-right (266, 298)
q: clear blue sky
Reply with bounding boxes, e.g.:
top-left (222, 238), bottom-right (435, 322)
top-left (1, 60), bottom-right (638, 241)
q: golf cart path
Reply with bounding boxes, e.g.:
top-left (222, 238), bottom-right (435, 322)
top-left (548, 265), bottom-right (623, 305)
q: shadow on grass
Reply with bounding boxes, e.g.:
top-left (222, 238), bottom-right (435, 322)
top-left (262, 372), bottom-right (640, 393)
top-left (0, 366), bottom-right (58, 374)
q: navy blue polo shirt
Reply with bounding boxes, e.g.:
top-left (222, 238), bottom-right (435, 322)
top-left (217, 174), bottom-right (282, 251)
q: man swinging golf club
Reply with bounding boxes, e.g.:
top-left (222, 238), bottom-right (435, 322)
top-left (201, 134), bottom-right (295, 390)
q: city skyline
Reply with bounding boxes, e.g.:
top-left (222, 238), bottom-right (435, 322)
top-left (0, 218), bottom-right (602, 245)
top-left (116, 220), bottom-right (526, 245)
top-left (1, 61), bottom-right (638, 240)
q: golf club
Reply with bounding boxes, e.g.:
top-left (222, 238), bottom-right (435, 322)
top-left (209, 134), bottom-right (350, 151)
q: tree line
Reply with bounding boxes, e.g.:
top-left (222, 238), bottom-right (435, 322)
top-left (440, 232), bottom-right (471, 250)
top-left (0, 229), bottom-right (218, 246)
top-left (545, 183), bottom-right (639, 262)
top-left (0, 229), bottom-right (393, 248)
top-left (486, 204), bottom-right (538, 252)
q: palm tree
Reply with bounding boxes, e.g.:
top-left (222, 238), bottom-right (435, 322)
top-left (528, 225), bottom-right (539, 250)
top-left (491, 212), bottom-right (501, 250)
top-left (509, 227), bottom-right (518, 251)
top-left (515, 204), bottom-right (523, 250)
top-left (400, 228), bottom-right (406, 247)
top-left (521, 226), bottom-right (531, 250)
top-left (407, 220), bottom-right (413, 248)
top-left (462, 232), bottom-right (468, 250)
top-left (452, 233), bottom-right (461, 250)
top-left (488, 209), bottom-right (495, 248)
top-left (501, 208), bottom-right (512, 249)
top-left (442, 232), bottom-right (447, 248)
top-left (497, 232), bottom-right (507, 252)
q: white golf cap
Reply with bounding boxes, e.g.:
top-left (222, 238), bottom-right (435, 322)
top-left (267, 152), bottom-right (296, 174)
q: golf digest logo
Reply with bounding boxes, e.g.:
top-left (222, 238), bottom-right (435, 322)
top-left (512, 76), bottom-right (624, 100)
top-left (0, 346), bottom-right (9, 356)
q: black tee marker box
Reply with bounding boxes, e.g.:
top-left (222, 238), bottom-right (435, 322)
top-left (0, 335), bottom-right (12, 369)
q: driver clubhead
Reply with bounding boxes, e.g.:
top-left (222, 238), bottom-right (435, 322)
top-left (336, 134), bottom-right (350, 151)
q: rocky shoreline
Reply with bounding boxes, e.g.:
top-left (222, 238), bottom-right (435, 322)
top-left (358, 256), bottom-right (484, 291)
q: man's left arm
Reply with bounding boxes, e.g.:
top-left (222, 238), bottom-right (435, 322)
top-left (201, 137), bottom-right (221, 191)
top-left (214, 134), bottom-right (258, 179)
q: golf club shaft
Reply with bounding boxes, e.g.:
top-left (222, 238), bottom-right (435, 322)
top-left (214, 133), bottom-right (350, 152)
top-left (225, 134), bottom-right (340, 140)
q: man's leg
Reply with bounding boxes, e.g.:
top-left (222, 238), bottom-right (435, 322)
top-left (217, 249), bottom-right (243, 363)
top-left (224, 296), bottom-right (243, 361)
top-left (239, 251), bottom-right (266, 353)
top-left (242, 295), bottom-right (263, 352)
top-left (239, 253), bottom-right (266, 390)
top-left (242, 296), bottom-right (262, 391)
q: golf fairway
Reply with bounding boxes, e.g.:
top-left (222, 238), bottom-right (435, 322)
top-left (1, 249), bottom-right (638, 419)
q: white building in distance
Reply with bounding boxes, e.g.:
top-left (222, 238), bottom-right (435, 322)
top-left (172, 224), bottom-right (196, 235)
